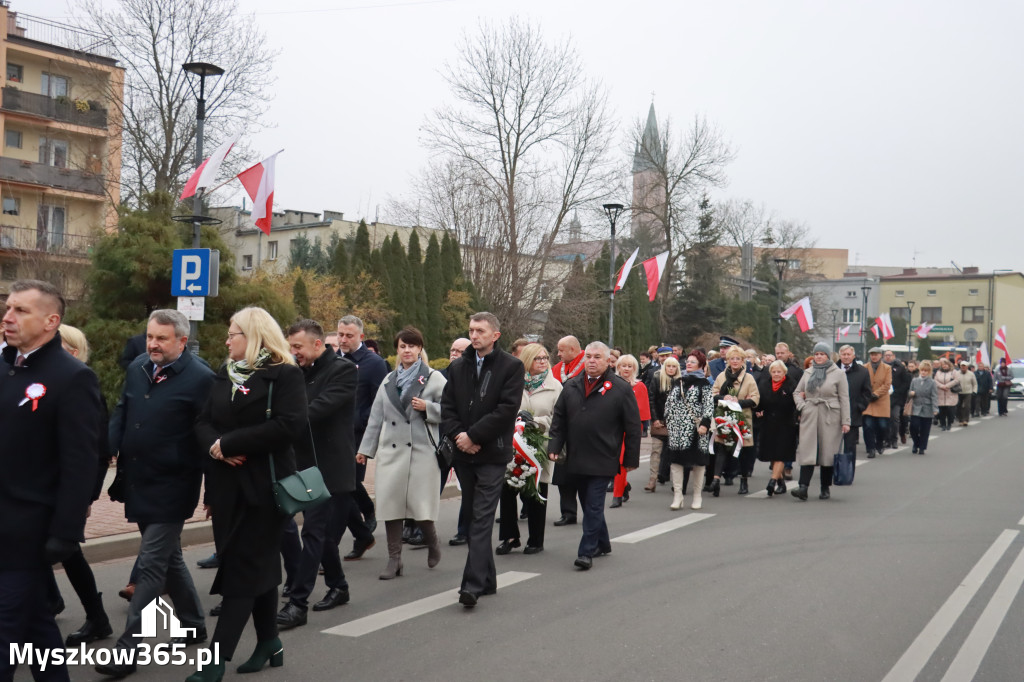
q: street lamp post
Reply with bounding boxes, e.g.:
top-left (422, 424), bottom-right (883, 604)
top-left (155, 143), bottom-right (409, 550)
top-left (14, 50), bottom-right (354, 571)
top-left (774, 258), bottom-right (789, 345)
top-left (603, 203), bottom-right (625, 347)
top-left (906, 300), bottom-right (916, 358)
top-left (861, 285), bottom-right (871, 356)
top-left (830, 308), bottom-right (839, 352)
top-left (179, 62), bottom-right (224, 353)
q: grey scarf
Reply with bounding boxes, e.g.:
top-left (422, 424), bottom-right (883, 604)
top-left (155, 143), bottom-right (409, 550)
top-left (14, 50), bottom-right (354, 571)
top-left (806, 359), bottom-right (831, 394)
top-left (395, 359), bottom-right (422, 396)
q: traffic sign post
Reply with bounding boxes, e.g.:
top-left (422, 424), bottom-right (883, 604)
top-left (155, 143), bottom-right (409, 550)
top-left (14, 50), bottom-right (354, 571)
top-left (171, 248), bottom-right (220, 352)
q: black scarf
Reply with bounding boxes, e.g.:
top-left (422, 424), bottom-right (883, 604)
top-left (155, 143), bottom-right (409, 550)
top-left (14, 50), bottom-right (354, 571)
top-left (719, 367), bottom-right (742, 396)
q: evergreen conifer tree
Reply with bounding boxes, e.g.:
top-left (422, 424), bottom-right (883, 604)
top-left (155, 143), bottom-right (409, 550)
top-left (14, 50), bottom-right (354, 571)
top-left (293, 275), bottom-right (311, 318)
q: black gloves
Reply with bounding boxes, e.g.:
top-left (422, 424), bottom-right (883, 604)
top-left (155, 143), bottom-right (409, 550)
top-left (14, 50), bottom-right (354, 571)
top-left (44, 537), bottom-right (80, 565)
top-left (869, 394), bottom-right (879, 402)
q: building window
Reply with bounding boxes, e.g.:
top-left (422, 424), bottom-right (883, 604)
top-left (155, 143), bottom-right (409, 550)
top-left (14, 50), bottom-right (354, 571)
top-left (969, 288), bottom-right (979, 296)
top-left (788, 259), bottom-right (802, 270)
top-left (842, 308), bottom-right (861, 323)
top-left (41, 72), bottom-right (69, 98)
top-left (5, 130), bottom-right (22, 149)
top-left (846, 290), bottom-right (858, 298)
top-left (962, 306), bottom-right (984, 323)
top-left (3, 198), bottom-right (19, 216)
top-left (539, 283), bottom-right (550, 301)
top-left (1, 263), bottom-right (18, 280)
top-left (927, 289), bottom-right (936, 296)
top-left (38, 137), bottom-right (68, 168)
top-left (6, 63), bottom-right (22, 82)
top-left (895, 290), bottom-right (905, 297)
top-left (266, 241), bottom-right (278, 260)
top-left (242, 254), bottom-right (253, 270)
top-left (890, 307), bottom-right (911, 321)
top-left (37, 205), bottom-right (66, 246)
top-left (920, 307), bottom-right (942, 323)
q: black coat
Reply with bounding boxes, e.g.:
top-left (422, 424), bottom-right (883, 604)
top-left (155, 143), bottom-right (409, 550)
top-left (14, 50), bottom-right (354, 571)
top-left (297, 350), bottom-right (357, 494)
top-left (339, 343), bottom-right (389, 447)
top-left (109, 350), bottom-right (214, 524)
top-left (755, 373), bottom-right (798, 463)
top-left (0, 334), bottom-right (100, 569)
top-left (548, 368), bottom-right (643, 478)
top-left (890, 361), bottom-right (912, 404)
top-left (839, 361), bottom-right (873, 427)
top-left (118, 332), bottom-right (147, 371)
top-left (976, 369), bottom-right (993, 393)
top-left (441, 347), bottom-right (525, 465)
top-left (195, 361), bottom-right (307, 597)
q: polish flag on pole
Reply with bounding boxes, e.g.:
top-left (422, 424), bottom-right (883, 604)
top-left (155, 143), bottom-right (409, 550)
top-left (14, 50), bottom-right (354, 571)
top-left (994, 325), bottom-right (1009, 358)
top-left (875, 313), bottom-right (895, 340)
top-left (642, 251), bottom-right (669, 301)
top-left (780, 296), bottom-right (814, 332)
top-left (871, 323), bottom-right (881, 339)
top-left (915, 322), bottom-right (935, 339)
top-left (614, 248), bottom-right (640, 292)
top-left (837, 325), bottom-right (851, 342)
top-left (237, 151), bottom-right (281, 236)
top-left (977, 341), bottom-right (990, 367)
top-left (179, 134), bottom-right (239, 201)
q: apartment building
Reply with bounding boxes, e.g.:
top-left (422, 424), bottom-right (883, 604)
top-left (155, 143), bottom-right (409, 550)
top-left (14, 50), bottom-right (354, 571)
top-left (0, 3), bottom-right (123, 298)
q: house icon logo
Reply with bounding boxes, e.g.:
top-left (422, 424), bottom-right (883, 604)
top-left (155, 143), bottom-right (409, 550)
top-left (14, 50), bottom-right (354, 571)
top-left (133, 596), bottom-right (198, 639)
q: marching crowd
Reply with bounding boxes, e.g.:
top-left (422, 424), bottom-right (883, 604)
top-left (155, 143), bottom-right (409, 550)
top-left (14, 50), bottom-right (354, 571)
top-left (0, 277), bottom-right (1015, 682)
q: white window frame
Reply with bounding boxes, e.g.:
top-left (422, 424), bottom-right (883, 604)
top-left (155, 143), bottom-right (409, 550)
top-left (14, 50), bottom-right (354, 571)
top-left (242, 254), bottom-right (253, 270)
top-left (3, 197), bottom-right (19, 216)
top-left (41, 72), bottom-right (69, 98)
top-left (39, 137), bottom-right (69, 168)
top-left (5, 129), bottom-right (22, 149)
top-left (266, 241), bottom-right (278, 260)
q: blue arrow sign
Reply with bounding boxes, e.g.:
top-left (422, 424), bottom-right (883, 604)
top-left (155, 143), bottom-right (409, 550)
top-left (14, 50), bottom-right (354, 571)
top-left (172, 249), bottom-right (211, 297)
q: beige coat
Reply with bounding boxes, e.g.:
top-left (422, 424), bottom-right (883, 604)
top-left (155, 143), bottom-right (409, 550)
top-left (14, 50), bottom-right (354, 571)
top-left (520, 372), bottom-right (563, 483)
top-left (933, 368), bottom-right (960, 407)
top-left (862, 361), bottom-right (892, 417)
top-left (957, 370), bottom-right (978, 395)
top-left (711, 368), bottom-right (759, 447)
top-left (794, 364), bottom-right (851, 467)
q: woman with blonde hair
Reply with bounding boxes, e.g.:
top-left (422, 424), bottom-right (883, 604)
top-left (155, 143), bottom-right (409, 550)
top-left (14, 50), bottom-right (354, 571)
top-left (908, 360), bottom-right (940, 454)
top-left (755, 359), bottom-right (798, 496)
top-left (609, 354), bottom-right (650, 507)
top-left (646, 356), bottom-right (682, 491)
top-left (193, 307), bottom-right (307, 680)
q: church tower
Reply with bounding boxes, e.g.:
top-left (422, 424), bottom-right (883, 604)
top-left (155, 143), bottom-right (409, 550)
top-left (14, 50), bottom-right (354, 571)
top-left (630, 103), bottom-right (667, 245)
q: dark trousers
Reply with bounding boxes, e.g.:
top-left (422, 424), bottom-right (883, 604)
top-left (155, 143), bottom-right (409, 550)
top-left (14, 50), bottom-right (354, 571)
top-left (47, 548), bottom-right (104, 622)
top-left (441, 464), bottom-right (470, 536)
top-left (957, 394), bottom-right (972, 424)
top-left (289, 494), bottom-right (351, 609)
top-left (862, 415), bottom-right (889, 452)
top-left (713, 444), bottom-right (754, 479)
top-left (1, 568), bottom-right (69, 681)
top-left (498, 482), bottom-right (548, 548)
top-left (573, 475), bottom-right (612, 559)
top-left (211, 587), bottom-right (277, 661)
top-left (799, 465), bottom-right (833, 488)
top-left (938, 405), bottom-right (957, 429)
top-left (909, 415), bottom-right (933, 451)
top-left (557, 481), bottom-right (579, 520)
top-left (335, 489), bottom-right (373, 553)
top-left (281, 518), bottom-right (301, 589)
top-left (115, 522), bottom-right (204, 650)
top-left (980, 392), bottom-right (992, 415)
top-left (887, 401), bottom-right (907, 444)
top-left (997, 386), bottom-right (1010, 415)
top-left (454, 461), bottom-right (504, 597)
top-left (971, 393), bottom-right (980, 416)
top-left (843, 426), bottom-right (860, 455)
top-left (351, 460), bottom-right (375, 519)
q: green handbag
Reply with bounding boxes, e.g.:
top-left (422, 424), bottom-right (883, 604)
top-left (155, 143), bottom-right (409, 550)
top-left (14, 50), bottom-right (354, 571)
top-left (265, 381), bottom-right (331, 516)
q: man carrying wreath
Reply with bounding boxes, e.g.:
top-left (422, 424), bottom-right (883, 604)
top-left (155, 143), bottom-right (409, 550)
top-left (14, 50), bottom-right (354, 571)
top-left (548, 342), bottom-right (642, 571)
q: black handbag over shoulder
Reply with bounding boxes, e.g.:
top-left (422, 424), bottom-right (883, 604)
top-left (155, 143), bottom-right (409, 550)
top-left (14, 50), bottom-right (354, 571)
top-left (421, 371), bottom-right (455, 471)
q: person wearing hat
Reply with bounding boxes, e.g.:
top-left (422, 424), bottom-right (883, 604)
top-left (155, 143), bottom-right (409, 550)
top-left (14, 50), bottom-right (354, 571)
top-left (956, 361), bottom-right (977, 426)
top-left (861, 347), bottom-right (892, 458)
top-left (792, 342), bottom-right (851, 500)
top-left (707, 336), bottom-right (738, 381)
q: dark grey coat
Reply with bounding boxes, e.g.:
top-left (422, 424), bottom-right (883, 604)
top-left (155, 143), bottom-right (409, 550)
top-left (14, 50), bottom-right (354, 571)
top-left (296, 350), bottom-right (357, 495)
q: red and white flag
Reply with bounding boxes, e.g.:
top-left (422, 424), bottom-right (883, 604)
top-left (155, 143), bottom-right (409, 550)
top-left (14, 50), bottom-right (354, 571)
top-left (614, 248), bottom-right (639, 292)
top-left (780, 296), bottom-right (814, 332)
top-left (237, 151), bottom-right (281, 236)
top-left (977, 341), bottom-right (990, 367)
top-left (179, 134), bottom-right (239, 201)
top-left (871, 324), bottom-right (881, 339)
top-left (836, 325), bottom-right (851, 341)
top-left (642, 251), bottom-right (669, 301)
top-left (994, 325), bottom-right (1009, 358)
top-left (875, 313), bottom-right (895, 340)
top-left (915, 322), bottom-right (935, 339)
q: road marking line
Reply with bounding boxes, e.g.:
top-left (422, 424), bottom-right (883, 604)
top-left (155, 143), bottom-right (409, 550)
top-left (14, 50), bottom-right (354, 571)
top-left (611, 513), bottom-right (714, 543)
top-left (881, 529), bottom-right (1019, 682)
top-left (1019, 514), bottom-right (1024, 526)
top-left (941, 543), bottom-right (1024, 681)
top-left (320, 571), bottom-right (539, 637)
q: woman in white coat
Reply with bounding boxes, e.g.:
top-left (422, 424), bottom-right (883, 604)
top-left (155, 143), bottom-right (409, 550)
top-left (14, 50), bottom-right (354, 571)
top-left (358, 326), bottom-right (447, 580)
top-left (497, 343), bottom-right (562, 555)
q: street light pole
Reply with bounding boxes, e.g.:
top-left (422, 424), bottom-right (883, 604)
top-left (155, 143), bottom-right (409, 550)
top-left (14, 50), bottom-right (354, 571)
top-left (907, 300), bottom-right (916, 358)
top-left (603, 203), bottom-right (625, 348)
top-left (773, 258), bottom-right (788, 345)
top-left (830, 308), bottom-right (839, 352)
top-left (861, 285), bottom-right (871, 357)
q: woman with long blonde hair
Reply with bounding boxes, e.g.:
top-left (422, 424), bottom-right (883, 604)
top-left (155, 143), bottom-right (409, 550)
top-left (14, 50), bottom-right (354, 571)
top-left (646, 355), bottom-right (682, 492)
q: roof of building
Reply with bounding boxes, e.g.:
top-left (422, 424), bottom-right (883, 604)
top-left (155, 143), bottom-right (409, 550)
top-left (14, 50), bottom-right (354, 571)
top-left (632, 103), bottom-right (664, 173)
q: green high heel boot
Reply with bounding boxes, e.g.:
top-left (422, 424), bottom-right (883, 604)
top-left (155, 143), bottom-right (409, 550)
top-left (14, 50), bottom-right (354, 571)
top-left (184, 661), bottom-right (224, 682)
top-left (236, 637), bottom-right (284, 674)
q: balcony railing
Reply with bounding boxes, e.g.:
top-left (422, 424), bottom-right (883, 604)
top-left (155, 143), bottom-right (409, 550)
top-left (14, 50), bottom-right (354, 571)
top-left (0, 224), bottom-right (97, 258)
top-left (0, 156), bottom-right (104, 196)
top-left (2, 87), bottom-right (108, 129)
top-left (7, 13), bottom-right (116, 60)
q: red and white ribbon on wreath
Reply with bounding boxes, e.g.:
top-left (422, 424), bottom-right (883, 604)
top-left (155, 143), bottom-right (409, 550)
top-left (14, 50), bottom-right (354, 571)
top-left (512, 430), bottom-right (546, 501)
top-left (708, 418), bottom-right (744, 458)
top-left (19, 383), bottom-right (46, 411)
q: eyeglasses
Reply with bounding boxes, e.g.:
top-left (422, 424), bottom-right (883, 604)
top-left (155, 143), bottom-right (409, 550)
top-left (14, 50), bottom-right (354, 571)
top-left (535, 356), bottom-right (549, 361)
top-left (227, 332), bottom-right (245, 340)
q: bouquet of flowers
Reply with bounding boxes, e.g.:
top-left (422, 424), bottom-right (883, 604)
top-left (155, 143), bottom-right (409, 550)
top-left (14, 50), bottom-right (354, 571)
top-left (712, 399), bottom-right (751, 457)
top-left (505, 414), bottom-right (550, 503)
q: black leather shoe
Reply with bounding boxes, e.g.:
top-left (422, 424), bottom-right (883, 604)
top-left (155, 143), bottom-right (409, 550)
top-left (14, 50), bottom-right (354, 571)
top-left (312, 587), bottom-right (350, 612)
top-left (912, 447), bottom-right (918, 454)
top-left (574, 555), bottom-right (593, 570)
top-left (495, 539), bottom-right (520, 555)
top-left (523, 545), bottom-right (543, 555)
top-left (712, 479), bottom-right (721, 497)
top-left (448, 533), bottom-right (468, 546)
top-left (172, 626), bottom-right (207, 646)
top-left (458, 590), bottom-right (478, 608)
top-left (775, 479), bottom-right (787, 494)
top-left (553, 515), bottom-right (577, 526)
top-left (344, 538), bottom-right (376, 560)
top-left (819, 487), bottom-right (831, 500)
top-left (281, 584), bottom-right (292, 599)
top-left (95, 661), bottom-right (136, 677)
top-left (867, 450), bottom-right (876, 459)
top-left (702, 481), bottom-right (712, 492)
top-left (276, 603), bottom-right (307, 630)
top-left (723, 476), bottom-right (734, 486)
top-left (593, 546), bottom-right (612, 558)
top-left (792, 484), bottom-right (808, 501)
top-left (520, 508), bottom-right (529, 520)
top-left (783, 468), bottom-right (794, 481)
top-left (407, 528), bottom-right (426, 547)
top-left (66, 618), bottom-right (113, 646)
top-left (766, 479), bottom-right (777, 497)
top-left (209, 601), bottom-right (222, 617)
top-left (609, 496), bottom-right (623, 508)
top-left (196, 553), bottom-right (219, 569)
top-left (606, 481), bottom-right (614, 492)
top-left (738, 478), bottom-right (749, 495)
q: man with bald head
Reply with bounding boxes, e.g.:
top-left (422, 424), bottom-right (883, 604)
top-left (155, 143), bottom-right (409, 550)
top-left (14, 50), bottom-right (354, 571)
top-left (551, 335), bottom-right (585, 526)
top-left (1, 279), bottom-right (101, 681)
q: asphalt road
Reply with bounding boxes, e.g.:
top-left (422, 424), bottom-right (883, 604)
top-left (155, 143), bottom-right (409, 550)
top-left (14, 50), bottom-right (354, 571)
top-left (35, 403), bottom-right (1024, 682)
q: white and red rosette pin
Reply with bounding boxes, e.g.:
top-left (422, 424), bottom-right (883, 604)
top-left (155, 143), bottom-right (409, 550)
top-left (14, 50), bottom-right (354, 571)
top-left (599, 380), bottom-right (613, 395)
top-left (19, 383), bottom-right (46, 411)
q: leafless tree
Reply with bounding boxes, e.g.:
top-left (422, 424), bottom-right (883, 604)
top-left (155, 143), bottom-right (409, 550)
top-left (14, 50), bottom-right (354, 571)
top-left (396, 18), bottom-right (616, 335)
top-left (76, 0), bottom-right (277, 206)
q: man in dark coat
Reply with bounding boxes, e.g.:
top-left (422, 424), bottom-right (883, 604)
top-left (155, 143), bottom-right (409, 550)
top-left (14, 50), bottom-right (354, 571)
top-left (837, 345), bottom-right (873, 456)
top-left (118, 331), bottom-right (147, 371)
top-left (551, 335), bottom-right (585, 526)
top-left (707, 336), bottom-right (739, 381)
top-left (336, 315), bottom-right (388, 548)
top-left (99, 309), bottom-right (213, 677)
top-left (277, 320), bottom-right (363, 630)
top-left (548, 341), bottom-right (642, 570)
top-left (885, 350), bottom-right (911, 447)
top-left (774, 342), bottom-right (805, 479)
top-left (441, 337), bottom-right (472, 545)
top-left (441, 312), bottom-right (524, 608)
top-left (976, 363), bottom-right (993, 416)
top-left (1, 279), bottom-right (100, 682)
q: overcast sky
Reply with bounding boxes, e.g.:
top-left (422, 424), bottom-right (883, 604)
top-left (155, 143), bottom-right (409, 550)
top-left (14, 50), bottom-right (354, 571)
top-left (29, 0), bottom-right (1024, 272)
